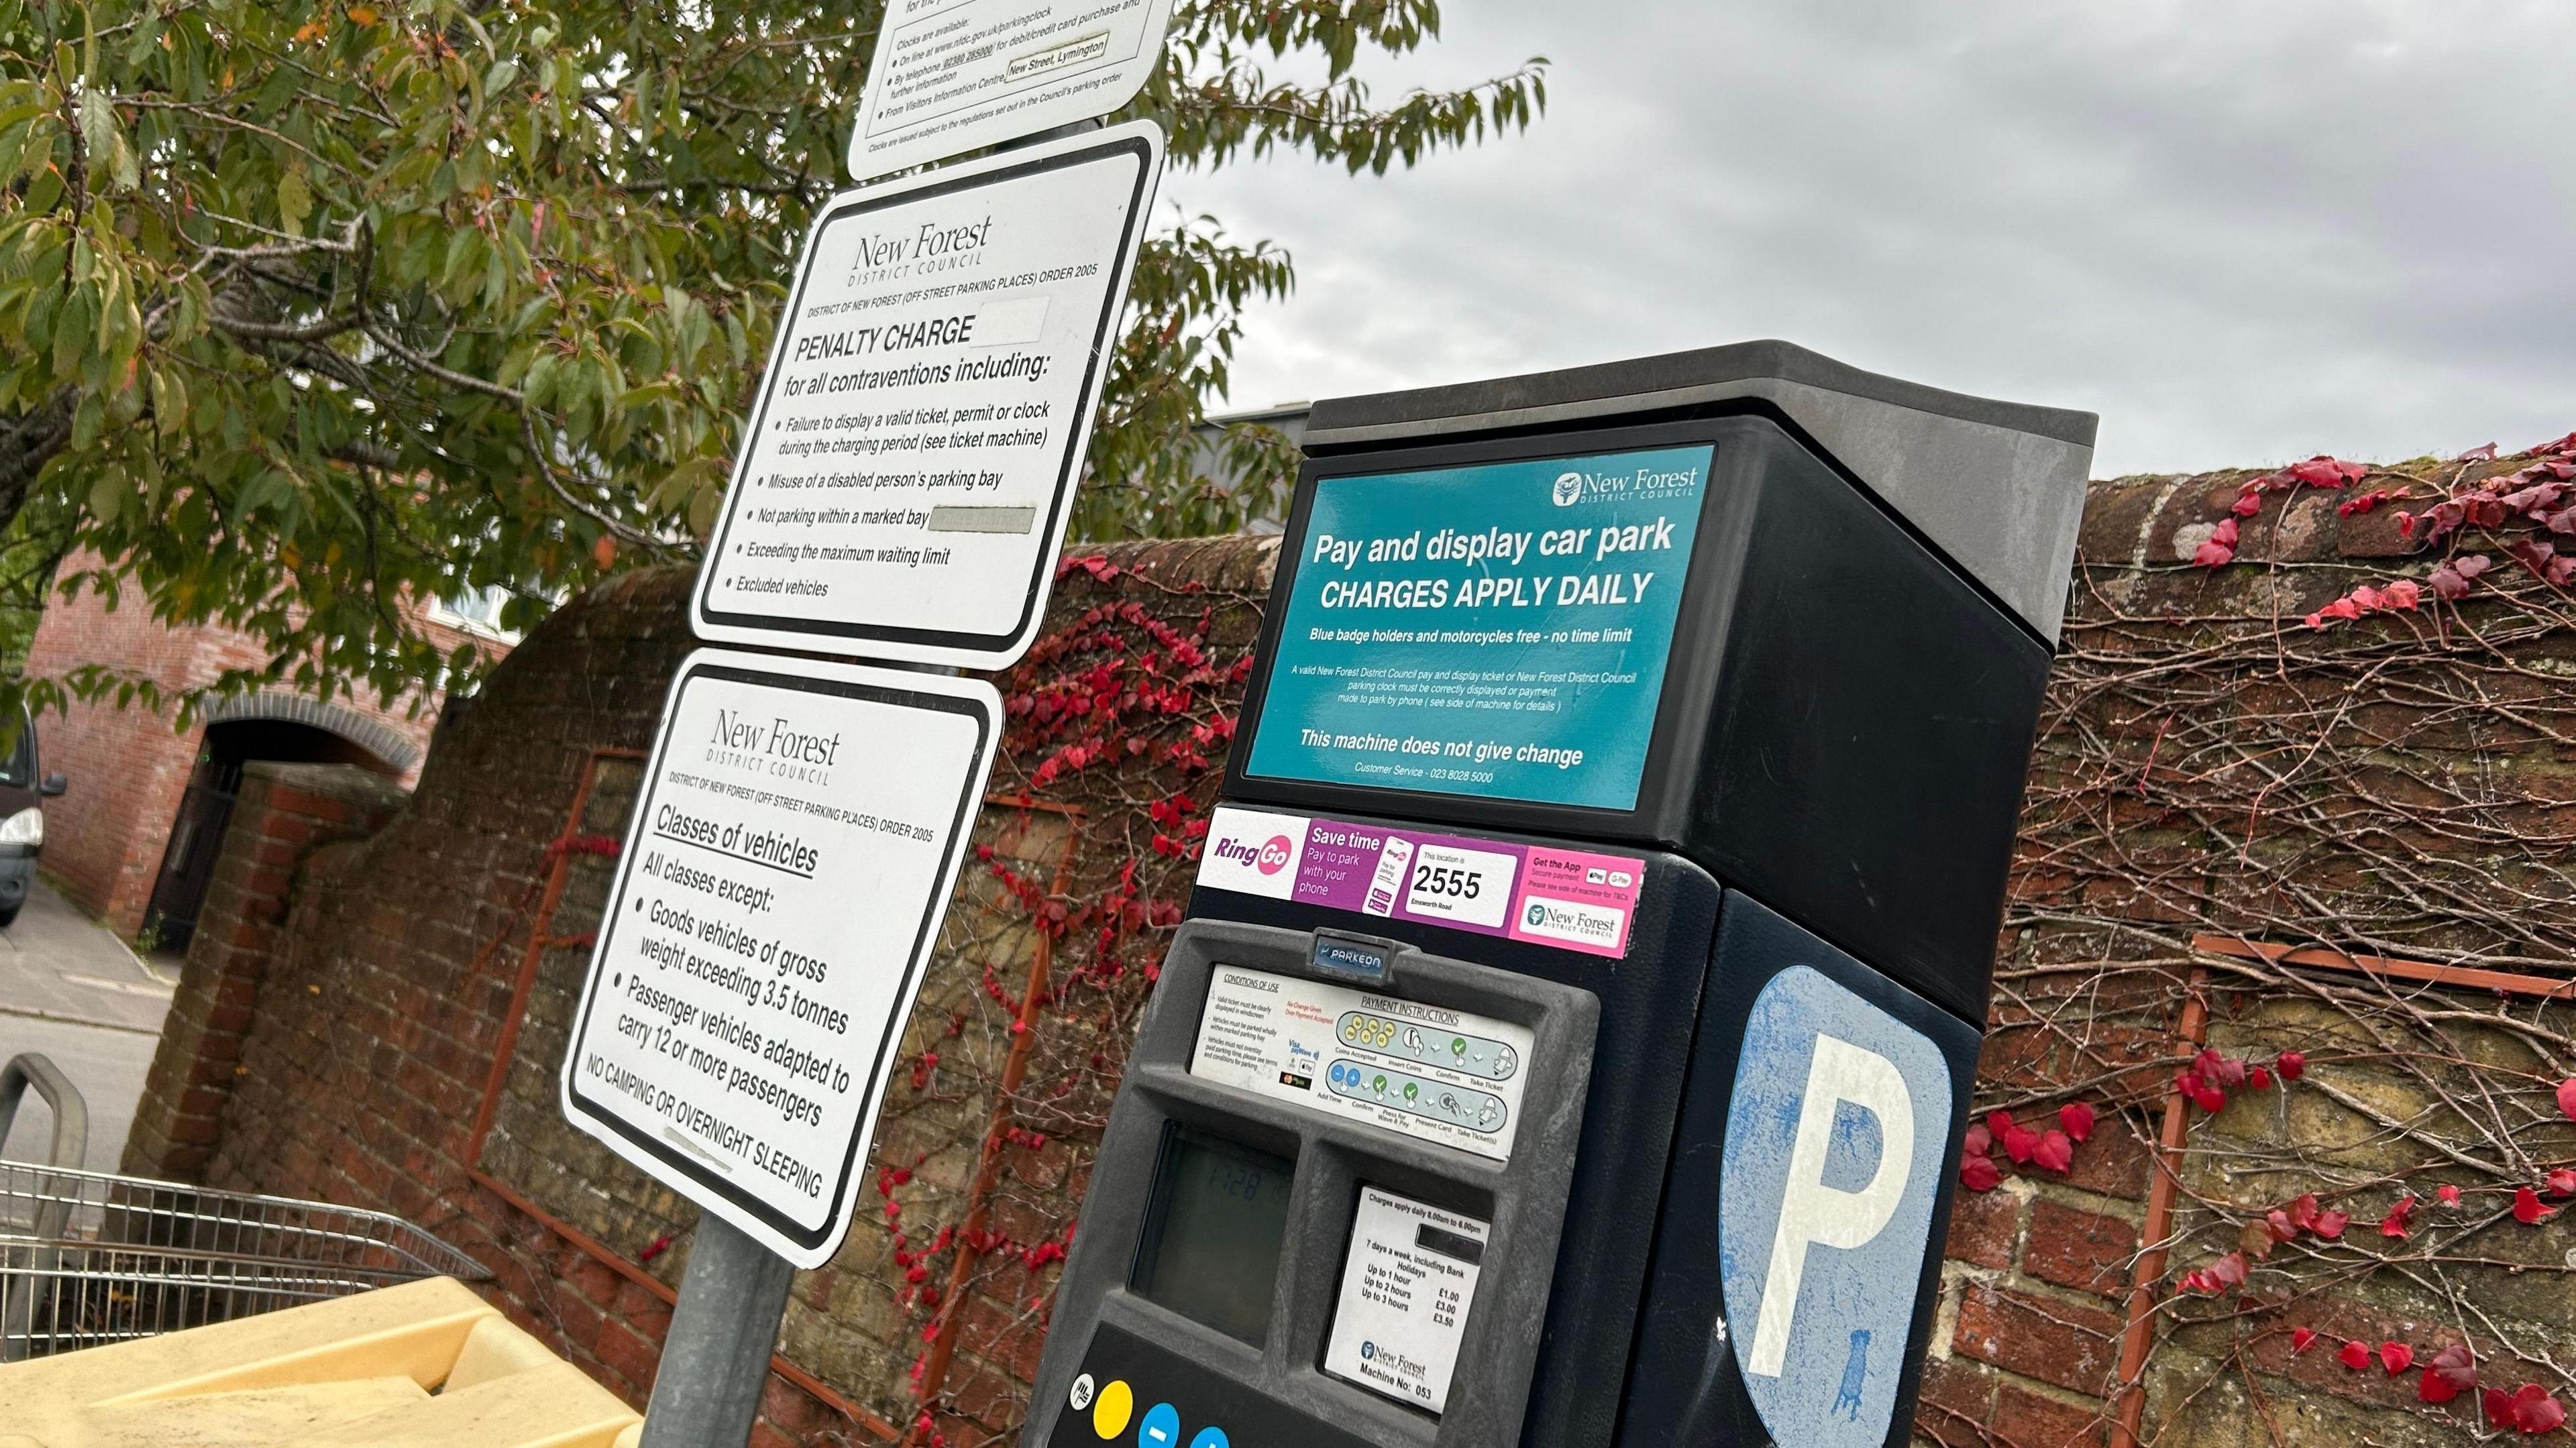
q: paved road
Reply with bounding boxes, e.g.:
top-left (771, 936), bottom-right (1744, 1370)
top-left (0, 882), bottom-right (174, 1175)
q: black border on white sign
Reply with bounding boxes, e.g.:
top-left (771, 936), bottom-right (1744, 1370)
top-left (557, 649), bottom-right (1000, 1266)
top-left (692, 121), bottom-right (1164, 669)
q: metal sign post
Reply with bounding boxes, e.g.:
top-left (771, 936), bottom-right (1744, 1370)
top-left (639, 1217), bottom-right (798, 1448)
top-left (559, 652), bottom-right (1001, 1443)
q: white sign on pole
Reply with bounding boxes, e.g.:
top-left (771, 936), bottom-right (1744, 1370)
top-left (692, 121), bottom-right (1165, 669)
top-left (845, 0), bottom-right (1175, 184)
top-left (559, 649), bottom-right (1000, 1268)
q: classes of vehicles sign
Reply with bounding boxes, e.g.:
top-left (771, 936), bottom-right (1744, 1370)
top-left (558, 650), bottom-right (1000, 1267)
top-left (694, 121), bottom-right (1165, 669)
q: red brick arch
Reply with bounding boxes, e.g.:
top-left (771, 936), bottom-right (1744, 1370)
top-left (201, 692), bottom-right (423, 775)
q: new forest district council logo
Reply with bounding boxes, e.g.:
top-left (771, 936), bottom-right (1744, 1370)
top-left (1552, 471), bottom-right (1586, 506)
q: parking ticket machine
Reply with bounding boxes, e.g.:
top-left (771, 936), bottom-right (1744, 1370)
top-left (1021, 342), bottom-right (2096, 1448)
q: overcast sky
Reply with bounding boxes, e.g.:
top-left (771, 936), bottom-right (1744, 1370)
top-left (1163, 1), bottom-right (2576, 479)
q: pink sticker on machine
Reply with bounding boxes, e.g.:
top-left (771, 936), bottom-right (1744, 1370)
top-left (1197, 805), bottom-right (1642, 959)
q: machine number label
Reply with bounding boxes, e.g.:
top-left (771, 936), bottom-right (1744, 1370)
top-left (1401, 842), bottom-right (1516, 928)
top-left (1190, 968), bottom-right (1534, 1160)
top-left (1324, 1187), bottom-right (1489, 1414)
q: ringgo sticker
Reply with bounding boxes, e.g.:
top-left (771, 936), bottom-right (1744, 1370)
top-left (1195, 805), bottom-right (1641, 958)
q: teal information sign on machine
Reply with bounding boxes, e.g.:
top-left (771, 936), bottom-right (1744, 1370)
top-left (1241, 445), bottom-right (1713, 811)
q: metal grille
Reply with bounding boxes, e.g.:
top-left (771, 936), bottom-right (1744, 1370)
top-left (0, 1161), bottom-right (489, 1361)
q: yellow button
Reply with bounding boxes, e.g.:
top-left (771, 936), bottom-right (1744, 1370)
top-left (1093, 1380), bottom-right (1134, 1439)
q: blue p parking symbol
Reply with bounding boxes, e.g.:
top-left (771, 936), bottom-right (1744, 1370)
top-left (1720, 966), bottom-right (1952, 1447)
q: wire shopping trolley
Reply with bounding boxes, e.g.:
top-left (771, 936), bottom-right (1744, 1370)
top-left (1, 1052), bottom-right (488, 1361)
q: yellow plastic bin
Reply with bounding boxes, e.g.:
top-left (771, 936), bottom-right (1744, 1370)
top-left (0, 1276), bottom-right (642, 1447)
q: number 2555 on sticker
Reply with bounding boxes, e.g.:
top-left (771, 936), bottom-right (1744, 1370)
top-left (1401, 844), bottom-right (1518, 930)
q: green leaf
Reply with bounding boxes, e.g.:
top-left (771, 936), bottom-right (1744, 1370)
top-left (523, 351), bottom-right (557, 408)
top-left (50, 290), bottom-right (91, 377)
top-left (150, 366), bottom-right (186, 437)
top-left (87, 462), bottom-right (125, 524)
top-left (21, 160), bottom-right (59, 213)
top-left (76, 88), bottom-right (113, 171)
top-left (277, 168), bottom-right (311, 233)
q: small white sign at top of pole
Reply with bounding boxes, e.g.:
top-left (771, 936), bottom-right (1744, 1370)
top-left (848, 0), bottom-right (1177, 184)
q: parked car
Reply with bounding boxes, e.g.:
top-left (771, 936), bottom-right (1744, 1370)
top-left (0, 708), bottom-right (66, 928)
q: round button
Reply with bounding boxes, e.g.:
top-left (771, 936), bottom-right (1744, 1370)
top-left (1069, 1374), bottom-right (1095, 1411)
top-left (1189, 1430), bottom-right (1230, 1448)
top-left (1091, 1380), bottom-right (1132, 1439)
top-left (1138, 1402), bottom-right (1180, 1448)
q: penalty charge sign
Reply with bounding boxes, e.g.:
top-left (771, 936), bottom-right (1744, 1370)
top-left (694, 121), bottom-right (1165, 668)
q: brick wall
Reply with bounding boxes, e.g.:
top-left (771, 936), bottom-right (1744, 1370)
top-left (136, 459), bottom-right (2576, 1448)
top-left (1921, 1147), bottom-right (2153, 1446)
top-left (21, 555), bottom-right (499, 935)
top-left (1911, 453), bottom-right (2576, 1448)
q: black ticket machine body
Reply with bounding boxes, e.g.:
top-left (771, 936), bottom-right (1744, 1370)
top-left (1022, 343), bottom-right (2096, 1448)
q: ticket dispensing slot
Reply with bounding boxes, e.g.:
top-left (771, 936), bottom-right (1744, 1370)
top-left (1029, 919), bottom-right (1597, 1448)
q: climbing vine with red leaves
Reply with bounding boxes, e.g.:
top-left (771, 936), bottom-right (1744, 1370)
top-left (1965, 431), bottom-right (2576, 1446)
top-left (839, 539), bottom-right (1275, 1448)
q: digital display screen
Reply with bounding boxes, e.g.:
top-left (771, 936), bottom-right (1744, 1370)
top-left (1131, 1129), bottom-right (1295, 1345)
top-left (1243, 445), bottom-right (1715, 810)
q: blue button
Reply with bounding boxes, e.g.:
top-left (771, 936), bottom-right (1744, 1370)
top-left (1138, 1403), bottom-right (1179, 1448)
top-left (1189, 1430), bottom-right (1229, 1448)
